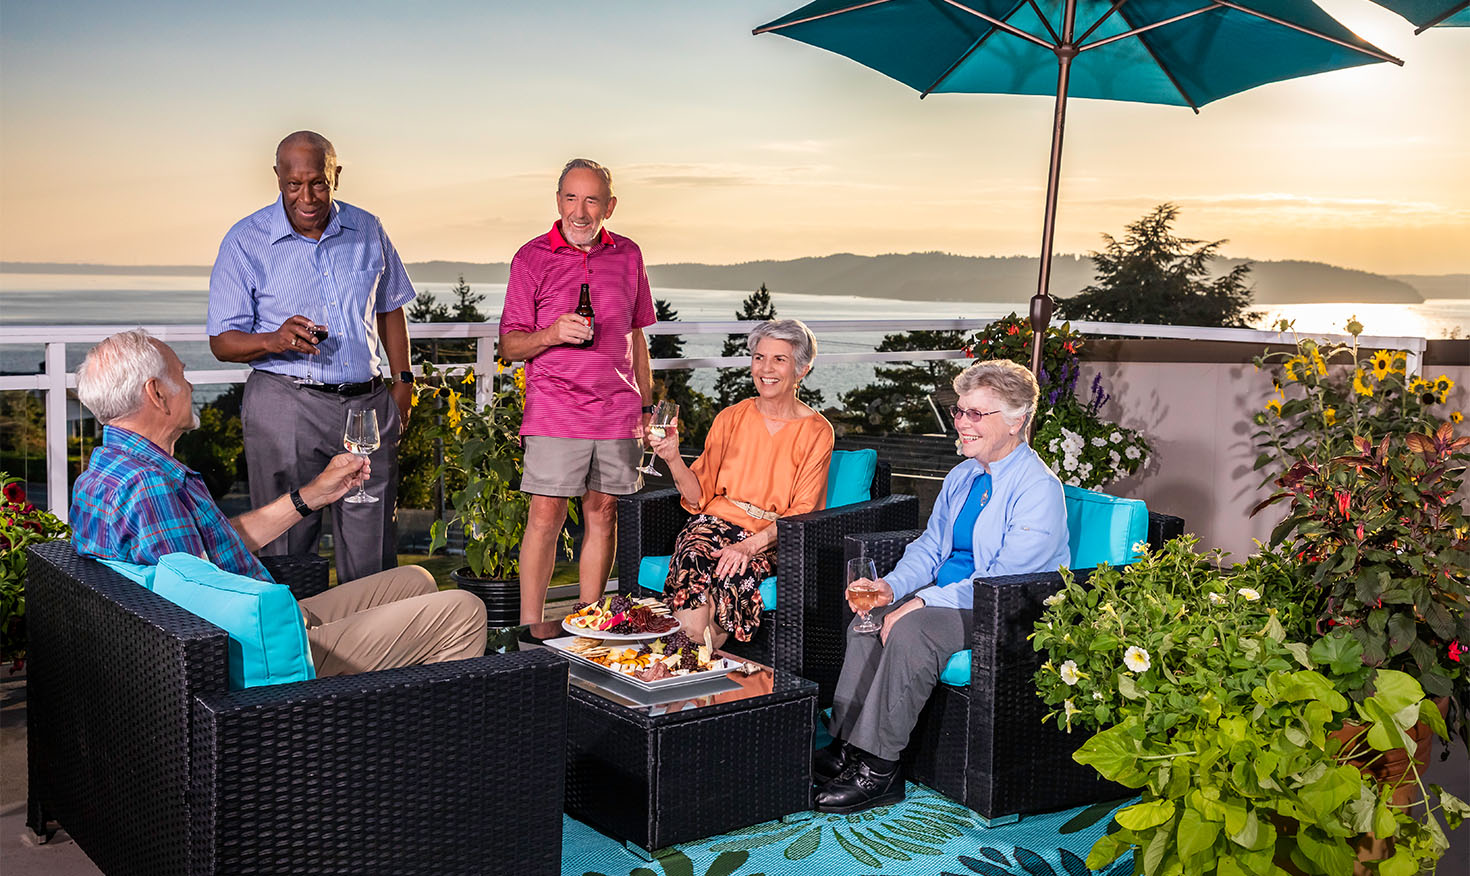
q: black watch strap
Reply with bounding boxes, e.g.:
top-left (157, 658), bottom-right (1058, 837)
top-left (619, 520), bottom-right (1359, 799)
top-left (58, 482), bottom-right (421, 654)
top-left (398, 370), bottom-right (415, 385)
top-left (641, 404), bottom-right (656, 415)
top-left (289, 489), bottom-right (312, 518)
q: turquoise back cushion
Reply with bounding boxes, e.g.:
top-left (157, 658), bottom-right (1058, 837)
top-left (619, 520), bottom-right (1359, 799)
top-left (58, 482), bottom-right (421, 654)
top-left (825, 449), bottom-right (877, 509)
top-left (151, 553), bottom-right (315, 689)
top-left (637, 555), bottom-right (778, 610)
top-left (940, 488), bottom-right (1150, 687)
top-left (1063, 485), bottom-right (1149, 569)
top-left (99, 558), bottom-right (157, 590)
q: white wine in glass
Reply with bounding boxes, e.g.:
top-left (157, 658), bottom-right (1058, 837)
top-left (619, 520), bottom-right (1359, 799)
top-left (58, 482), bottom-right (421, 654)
top-left (846, 556), bottom-right (882, 634)
top-left (342, 409), bottom-right (380, 504)
top-left (638, 401), bottom-right (679, 477)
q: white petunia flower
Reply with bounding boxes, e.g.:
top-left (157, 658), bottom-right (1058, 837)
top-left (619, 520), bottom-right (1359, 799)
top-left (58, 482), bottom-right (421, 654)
top-left (1124, 646), bottom-right (1151, 673)
top-left (1208, 592), bottom-right (1227, 605)
top-left (1063, 698), bottom-right (1080, 730)
top-left (1043, 592), bottom-right (1066, 607)
top-left (1063, 455), bottom-right (1077, 471)
top-left (1092, 436), bottom-right (1107, 447)
top-left (1131, 540), bottom-right (1149, 554)
top-left (1078, 463), bottom-right (1092, 479)
top-left (1238, 587), bottom-right (1261, 602)
top-left (1049, 438), bottom-right (1060, 453)
top-left (1059, 660), bottom-right (1081, 686)
top-left (1110, 450), bottom-right (1121, 468)
top-left (1125, 445), bottom-right (1141, 460)
top-left (1110, 432), bottom-right (1122, 444)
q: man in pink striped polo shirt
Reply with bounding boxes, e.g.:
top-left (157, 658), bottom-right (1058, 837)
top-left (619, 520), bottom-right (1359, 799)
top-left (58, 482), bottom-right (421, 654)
top-left (499, 159), bottom-right (655, 623)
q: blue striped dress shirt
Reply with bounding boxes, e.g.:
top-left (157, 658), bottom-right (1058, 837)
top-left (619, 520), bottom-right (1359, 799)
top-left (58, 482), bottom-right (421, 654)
top-left (207, 196), bottom-right (417, 383)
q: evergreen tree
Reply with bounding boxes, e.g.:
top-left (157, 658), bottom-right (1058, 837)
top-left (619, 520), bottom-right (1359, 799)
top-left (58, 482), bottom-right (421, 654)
top-left (649, 299), bottom-right (716, 447)
top-left (714, 284), bottom-right (824, 410)
top-left (408, 275), bottom-right (488, 363)
top-left (836, 331), bottom-right (965, 434)
top-left (1057, 203), bottom-right (1256, 328)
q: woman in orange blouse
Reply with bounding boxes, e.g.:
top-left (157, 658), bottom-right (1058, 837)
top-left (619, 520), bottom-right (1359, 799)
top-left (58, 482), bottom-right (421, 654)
top-left (645, 319), bottom-right (835, 648)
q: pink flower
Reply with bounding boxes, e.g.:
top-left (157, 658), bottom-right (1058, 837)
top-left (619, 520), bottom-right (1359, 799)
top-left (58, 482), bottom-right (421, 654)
top-left (1451, 641), bottom-right (1463, 663)
top-left (2, 482), bottom-right (23, 504)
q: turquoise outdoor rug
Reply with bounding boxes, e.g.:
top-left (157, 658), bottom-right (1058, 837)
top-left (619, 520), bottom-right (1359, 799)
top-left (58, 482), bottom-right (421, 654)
top-left (560, 786), bottom-right (1137, 876)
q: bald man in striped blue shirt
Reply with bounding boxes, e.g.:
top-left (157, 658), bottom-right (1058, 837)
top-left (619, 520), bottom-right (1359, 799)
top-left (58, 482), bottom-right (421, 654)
top-left (208, 131), bottom-right (416, 582)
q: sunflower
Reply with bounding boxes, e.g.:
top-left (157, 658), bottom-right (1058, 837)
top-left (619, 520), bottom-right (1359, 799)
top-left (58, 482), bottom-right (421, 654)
top-left (1453, 411), bottom-right (1465, 424)
top-left (1283, 356), bottom-right (1304, 383)
top-left (1390, 351), bottom-right (1407, 375)
top-left (1266, 399), bottom-right (1282, 417)
top-left (1352, 369), bottom-right (1373, 397)
top-left (1410, 377), bottom-right (1438, 406)
top-left (1322, 407), bottom-right (1336, 425)
top-left (1369, 351), bottom-right (1393, 380)
top-left (1434, 376), bottom-right (1455, 403)
top-left (1309, 348), bottom-right (1328, 376)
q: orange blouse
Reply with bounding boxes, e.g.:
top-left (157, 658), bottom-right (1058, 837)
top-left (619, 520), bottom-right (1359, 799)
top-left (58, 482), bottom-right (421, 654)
top-left (684, 397), bottom-right (835, 533)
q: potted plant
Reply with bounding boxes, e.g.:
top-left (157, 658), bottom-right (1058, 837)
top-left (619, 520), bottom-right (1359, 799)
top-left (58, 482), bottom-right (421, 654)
top-left (0, 475), bottom-right (69, 663)
top-left (1250, 318), bottom-right (1470, 753)
top-left (1032, 538), bottom-right (1468, 875)
top-left (966, 314), bottom-right (1149, 489)
top-left (414, 363), bottom-right (573, 626)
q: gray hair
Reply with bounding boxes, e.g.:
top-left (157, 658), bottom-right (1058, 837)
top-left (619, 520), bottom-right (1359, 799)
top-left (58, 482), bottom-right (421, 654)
top-left (76, 329), bottom-right (174, 424)
top-left (557, 158), bottom-right (614, 197)
top-left (953, 359), bottom-right (1039, 431)
top-left (747, 319), bottom-right (818, 374)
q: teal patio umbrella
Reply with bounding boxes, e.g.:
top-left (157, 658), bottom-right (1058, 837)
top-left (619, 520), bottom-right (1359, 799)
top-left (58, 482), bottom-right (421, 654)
top-left (755, 0), bottom-right (1401, 377)
top-left (1364, 0), bottom-right (1469, 32)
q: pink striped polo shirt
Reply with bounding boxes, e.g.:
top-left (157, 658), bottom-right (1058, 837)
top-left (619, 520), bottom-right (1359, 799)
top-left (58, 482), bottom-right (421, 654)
top-left (500, 222), bottom-right (656, 439)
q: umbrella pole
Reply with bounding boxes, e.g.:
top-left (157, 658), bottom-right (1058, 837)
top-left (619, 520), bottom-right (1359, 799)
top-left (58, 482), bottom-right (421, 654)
top-left (1031, 0), bottom-right (1077, 402)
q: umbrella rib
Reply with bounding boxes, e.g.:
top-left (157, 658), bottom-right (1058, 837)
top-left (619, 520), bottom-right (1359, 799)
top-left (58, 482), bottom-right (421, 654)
top-left (1075, 0), bottom-right (1130, 45)
top-left (1109, 3), bottom-right (1204, 111)
top-left (753, 0), bottom-right (896, 34)
top-left (1024, 0), bottom-right (1064, 44)
top-left (1415, 0), bottom-right (1469, 33)
top-left (1211, 0), bottom-right (1404, 65)
top-left (921, 0), bottom-right (1041, 97)
top-left (1079, 5), bottom-right (1217, 52)
top-left (938, 0), bottom-right (1059, 50)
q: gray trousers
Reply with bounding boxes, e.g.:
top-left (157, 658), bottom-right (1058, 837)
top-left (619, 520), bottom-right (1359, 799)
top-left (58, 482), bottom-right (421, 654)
top-left (829, 596), bottom-right (975, 761)
top-left (242, 370), bottom-right (400, 583)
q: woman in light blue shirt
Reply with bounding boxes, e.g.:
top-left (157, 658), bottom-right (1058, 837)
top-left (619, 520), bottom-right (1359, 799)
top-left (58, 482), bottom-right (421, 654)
top-left (815, 359), bottom-right (1070, 814)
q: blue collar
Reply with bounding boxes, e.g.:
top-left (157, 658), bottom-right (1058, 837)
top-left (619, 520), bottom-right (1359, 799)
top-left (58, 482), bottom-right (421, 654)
top-left (102, 425), bottom-right (197, 485)
top-left (268, 194), bottom-right (351, 244)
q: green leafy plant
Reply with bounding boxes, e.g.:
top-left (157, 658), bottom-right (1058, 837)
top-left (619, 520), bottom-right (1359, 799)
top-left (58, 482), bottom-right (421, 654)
top-left (1033, 538), bottom-right (1468, 875)
top-left (967, 314), bottom-right (1149, 489)
top-left (414, 363), bottom-right (571, 579)
top-left (0, 475), bottom-right (69, 660)
top-left (1252, 318), bottom-right (1470, 749)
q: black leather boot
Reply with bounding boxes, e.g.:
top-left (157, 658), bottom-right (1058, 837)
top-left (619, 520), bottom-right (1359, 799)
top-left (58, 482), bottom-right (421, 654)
top-left (814, 761), bottom-right (905, 813)
top-left (813, 742), bottom-right (854, 785)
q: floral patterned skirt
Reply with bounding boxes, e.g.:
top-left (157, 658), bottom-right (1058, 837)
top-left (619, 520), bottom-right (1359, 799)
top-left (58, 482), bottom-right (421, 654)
top-left (663, 514), bottom-right (776, 643)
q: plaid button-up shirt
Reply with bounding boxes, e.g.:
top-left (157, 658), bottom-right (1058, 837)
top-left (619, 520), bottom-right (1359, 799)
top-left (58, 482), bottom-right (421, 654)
top-left (71, 426), bottom-right (273, 581)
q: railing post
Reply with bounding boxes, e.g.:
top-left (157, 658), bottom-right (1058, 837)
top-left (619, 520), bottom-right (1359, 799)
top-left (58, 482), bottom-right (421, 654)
top-left (44, 342), bottom-right (69, 522)
top-left (475, 334), bottom-right (494, 409)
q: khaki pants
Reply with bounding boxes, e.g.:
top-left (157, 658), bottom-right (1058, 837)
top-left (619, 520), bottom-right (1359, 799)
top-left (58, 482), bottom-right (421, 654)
top-left (298, 566), bottom-right (487, 677)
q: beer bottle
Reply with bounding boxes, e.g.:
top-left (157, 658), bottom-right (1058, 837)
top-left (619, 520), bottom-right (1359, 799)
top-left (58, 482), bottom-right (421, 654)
top-left (574, 283), bottom-right (595, 348)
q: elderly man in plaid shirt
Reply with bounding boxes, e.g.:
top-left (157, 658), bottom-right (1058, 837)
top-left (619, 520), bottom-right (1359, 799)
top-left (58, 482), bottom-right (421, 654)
top-left (70, 329), bottom-right (486, 676)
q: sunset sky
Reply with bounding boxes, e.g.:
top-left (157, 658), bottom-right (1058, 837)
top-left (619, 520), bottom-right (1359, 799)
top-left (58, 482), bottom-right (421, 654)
top-left (1, 0), bottom-right (1466, 276)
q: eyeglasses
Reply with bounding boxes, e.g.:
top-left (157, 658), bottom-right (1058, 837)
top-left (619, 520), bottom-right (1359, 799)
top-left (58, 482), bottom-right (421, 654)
top-left (949, 405), bottom-right (1003, 423)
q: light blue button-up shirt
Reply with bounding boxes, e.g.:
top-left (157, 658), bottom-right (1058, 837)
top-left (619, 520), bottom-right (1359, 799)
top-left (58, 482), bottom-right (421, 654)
top-left (207, 196), bottom-right (417, 383)
top-left (885, 443), bottom-right (1070, 611)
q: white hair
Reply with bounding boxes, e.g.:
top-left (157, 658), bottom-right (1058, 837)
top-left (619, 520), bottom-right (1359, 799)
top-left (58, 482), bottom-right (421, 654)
top-left (76, 329), bottom-right (175, 424)
top-left (747, 319), bottom-right (818, 374)
top-left (557, 158), bottom-right (614, 197)
top-left (953, 359), bottom-right (1039, 431)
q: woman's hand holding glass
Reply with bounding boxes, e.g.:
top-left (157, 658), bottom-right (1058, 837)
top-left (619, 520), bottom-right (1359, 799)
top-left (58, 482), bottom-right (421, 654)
top-left (643, 417), bottom-right (681, 461)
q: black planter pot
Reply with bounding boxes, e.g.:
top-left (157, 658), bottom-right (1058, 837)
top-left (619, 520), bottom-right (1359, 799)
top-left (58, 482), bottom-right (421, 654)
top-left (451, 568), bottom-right (521, 628)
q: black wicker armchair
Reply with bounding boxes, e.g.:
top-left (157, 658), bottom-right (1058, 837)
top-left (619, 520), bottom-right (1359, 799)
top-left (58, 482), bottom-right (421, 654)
top-left (844, 509), bottom-right (1185, 823)
top-left (25, 541), bottom-right (569, 876)
top-left (616, 460), bottom-right (920, 705)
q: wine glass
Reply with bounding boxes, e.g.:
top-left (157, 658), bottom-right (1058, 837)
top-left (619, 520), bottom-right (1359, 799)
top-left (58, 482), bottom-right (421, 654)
top-left (846, 556), bottom-right (882, 634)
top-left (301, 302), bottom-right (330, 386)
top-left (638, 401), bottom-right (679, 476)
top-left (342, 409), bottom-right (380, 504)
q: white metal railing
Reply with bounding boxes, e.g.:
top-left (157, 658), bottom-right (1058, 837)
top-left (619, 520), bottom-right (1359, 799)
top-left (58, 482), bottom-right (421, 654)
top-left (0, 318), bottom-right (1428, 521)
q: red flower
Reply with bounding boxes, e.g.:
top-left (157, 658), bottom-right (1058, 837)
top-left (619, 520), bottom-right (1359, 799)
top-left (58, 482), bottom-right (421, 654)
top-left (1451, 641), bottom-right (1464, 663)
top-left (2, 482), bottom-right (23, 504)
top-left (1335, 491), bottom-right (1350, 517)
top-left (1355, 523), bottom-right (1364, 541)
top-left (1006, 324), bottom-right (1019, 336)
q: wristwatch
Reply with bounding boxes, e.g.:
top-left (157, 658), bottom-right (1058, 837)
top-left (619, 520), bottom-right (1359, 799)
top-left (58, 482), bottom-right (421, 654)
top-left (641, 404), bottom-right (656, 415)
top-left (288, 489), bottom-right (312, 518)
top-left (398, 371), bottom-right (415, 385)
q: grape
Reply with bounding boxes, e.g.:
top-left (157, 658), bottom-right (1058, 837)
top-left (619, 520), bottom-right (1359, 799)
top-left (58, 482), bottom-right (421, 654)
top-left (607, 594), bottom-right (633, 614)
top-left (610, 621), bottom-right (636, 634)
top-left (664, 631), bottom-right (693, 651)
top-left (679, 650), bottom-right (700, 671)
top-left (571, 601), bottom-right (591, 613)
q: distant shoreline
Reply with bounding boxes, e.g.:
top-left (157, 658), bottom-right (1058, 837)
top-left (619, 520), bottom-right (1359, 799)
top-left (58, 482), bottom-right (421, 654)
top-left (4, 256), bottom-right (1466, 305)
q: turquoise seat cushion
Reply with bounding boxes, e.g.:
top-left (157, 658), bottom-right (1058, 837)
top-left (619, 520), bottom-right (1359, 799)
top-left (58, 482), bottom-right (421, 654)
top-left (1063, 485), bottom-right (1149, 569)
top-left (941, 489), bottom-right (1150, 688)
top-left (940, 649), bottom-right (971, 686)
top-left (825, 448), bottom-right (877, 509)
top-left (151, 552), bottom-right (315, 689)
top-left (99, 558), bottom-right (157, 590)
top-left (637, 555), bottom-right (778, 610)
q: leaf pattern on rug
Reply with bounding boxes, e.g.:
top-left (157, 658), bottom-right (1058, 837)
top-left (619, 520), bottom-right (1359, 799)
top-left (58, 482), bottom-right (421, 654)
top-left (586, 849), bottom-right (754, 876)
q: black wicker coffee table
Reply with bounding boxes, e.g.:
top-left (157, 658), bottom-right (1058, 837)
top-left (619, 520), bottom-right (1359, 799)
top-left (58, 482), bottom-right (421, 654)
top-left (558, 650), bottom-right (818, 855)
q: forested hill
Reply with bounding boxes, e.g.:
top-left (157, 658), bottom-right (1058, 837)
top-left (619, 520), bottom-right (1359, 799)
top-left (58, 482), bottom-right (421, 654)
top-left (4, 256), bottom-right (1463, 304)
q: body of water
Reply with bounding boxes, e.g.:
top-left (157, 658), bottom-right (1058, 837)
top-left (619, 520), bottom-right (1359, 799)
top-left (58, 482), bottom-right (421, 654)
top-left (3, 273), bottom-right (1467, 406)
